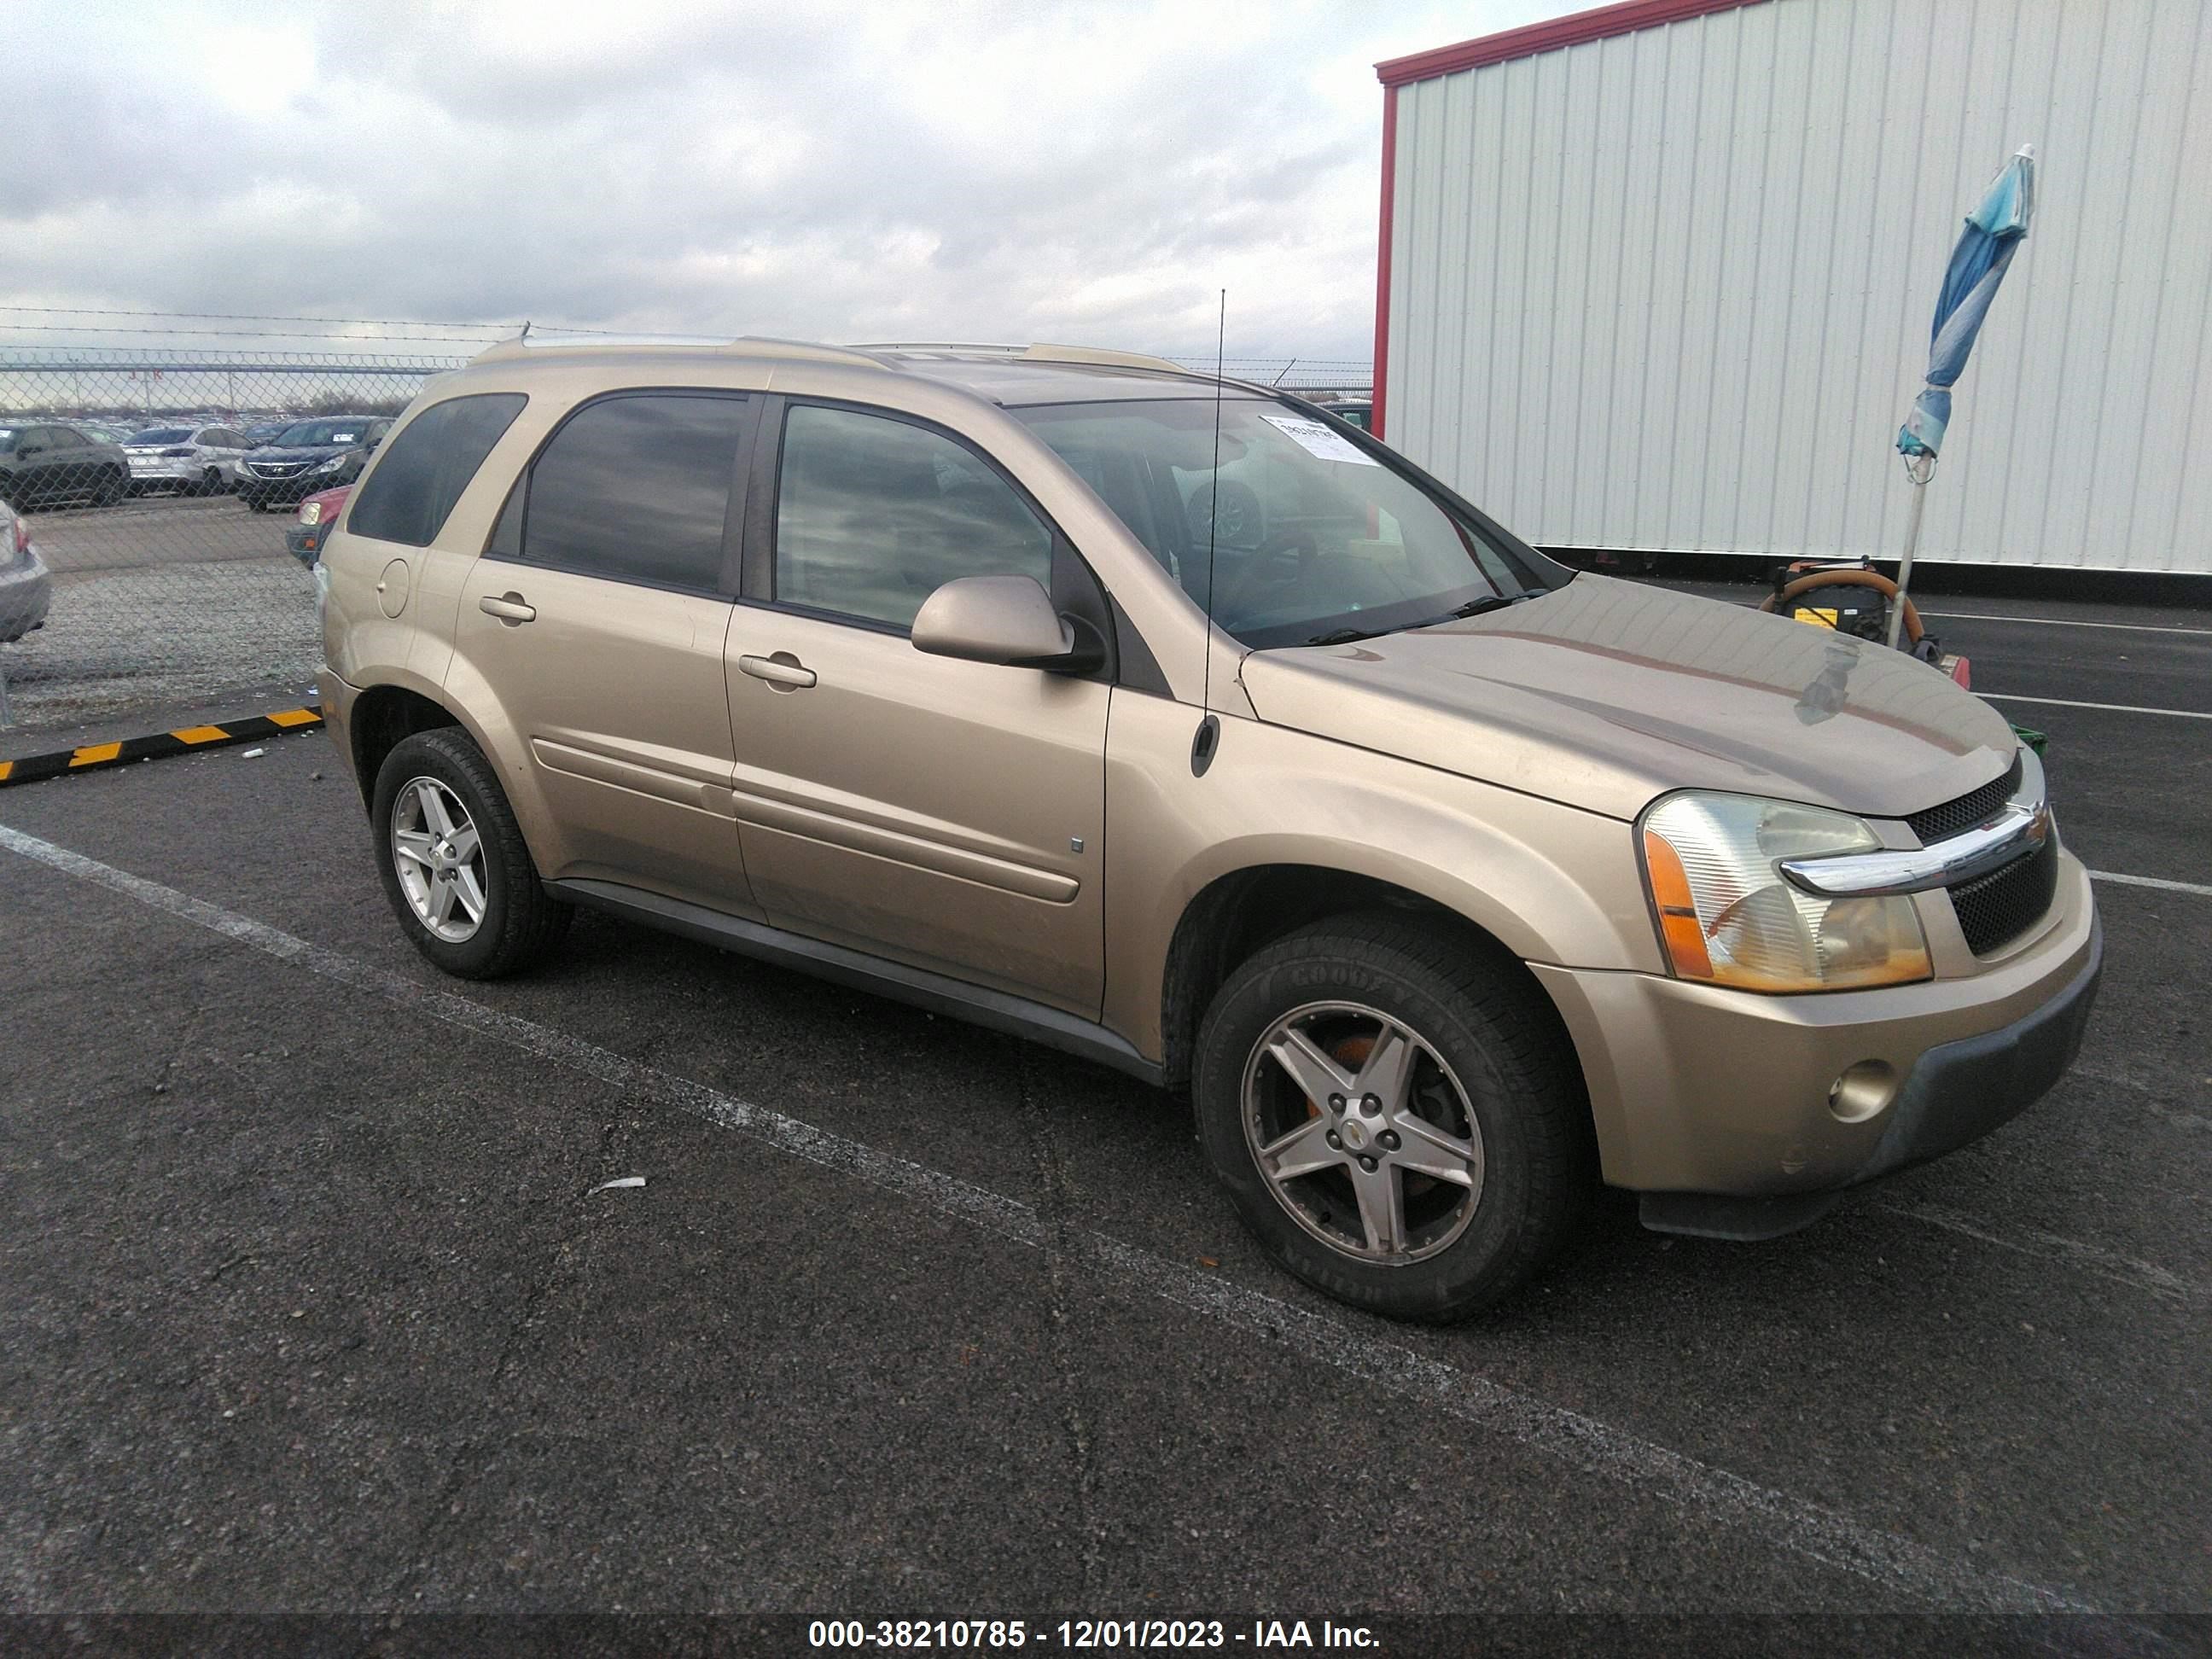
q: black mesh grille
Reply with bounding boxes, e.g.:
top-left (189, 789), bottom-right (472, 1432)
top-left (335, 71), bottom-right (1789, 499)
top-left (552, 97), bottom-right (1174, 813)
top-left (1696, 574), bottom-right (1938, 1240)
top-left (1908, 755), bottom-right (2022, 845)
top-left (1949, 834), bottom-right (2059, 956)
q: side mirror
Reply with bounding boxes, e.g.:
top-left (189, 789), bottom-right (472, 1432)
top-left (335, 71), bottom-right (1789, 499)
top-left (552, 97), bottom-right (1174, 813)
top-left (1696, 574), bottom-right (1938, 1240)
top-left (911, 574), bottom-right (1100, 672)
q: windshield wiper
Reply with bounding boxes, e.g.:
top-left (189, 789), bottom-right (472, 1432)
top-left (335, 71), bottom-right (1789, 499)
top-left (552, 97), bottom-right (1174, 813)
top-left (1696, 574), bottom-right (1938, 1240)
top-left (1304, 625), bottom-right (1387, 646)
top-left (1435, 593), bottom-right (1521, 622)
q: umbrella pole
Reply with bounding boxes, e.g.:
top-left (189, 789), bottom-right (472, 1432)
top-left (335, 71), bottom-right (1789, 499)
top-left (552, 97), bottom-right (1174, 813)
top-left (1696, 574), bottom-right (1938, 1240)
top-left (1886, 455), bottom-right (1935, 651)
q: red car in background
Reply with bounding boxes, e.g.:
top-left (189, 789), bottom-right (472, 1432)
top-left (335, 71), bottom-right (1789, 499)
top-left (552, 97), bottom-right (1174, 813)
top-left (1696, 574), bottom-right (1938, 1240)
top-left (287, 485), bottom-right (349, 566)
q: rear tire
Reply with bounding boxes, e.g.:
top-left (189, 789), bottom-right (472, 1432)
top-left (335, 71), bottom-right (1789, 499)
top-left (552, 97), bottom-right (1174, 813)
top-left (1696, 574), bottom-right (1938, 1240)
top-left (1193, 912), bottom-right (1592, 1322)
top-left (371, 728), bottom-right (572, 980)
top-left (92, 469), bottom-right (125, 507)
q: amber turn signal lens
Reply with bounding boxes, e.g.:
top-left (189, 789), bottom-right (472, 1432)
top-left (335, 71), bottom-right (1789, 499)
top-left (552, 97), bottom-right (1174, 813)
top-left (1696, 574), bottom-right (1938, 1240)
top-left (1642, 828), bottom-right (1714, 980)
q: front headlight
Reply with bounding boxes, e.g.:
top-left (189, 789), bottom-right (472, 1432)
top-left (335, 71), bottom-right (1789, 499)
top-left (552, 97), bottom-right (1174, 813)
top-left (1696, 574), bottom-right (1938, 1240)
top-left (299, 500), bottom-right (323, 526)
top-left (1639, 793), bottom-right (1931, 992)
top-left (312, 453), bottom-right (347, 474)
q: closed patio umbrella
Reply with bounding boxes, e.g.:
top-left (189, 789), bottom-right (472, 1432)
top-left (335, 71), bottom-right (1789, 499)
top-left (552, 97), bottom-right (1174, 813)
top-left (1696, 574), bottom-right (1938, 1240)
top-left (1887, 145), bottom-right (2036, 648)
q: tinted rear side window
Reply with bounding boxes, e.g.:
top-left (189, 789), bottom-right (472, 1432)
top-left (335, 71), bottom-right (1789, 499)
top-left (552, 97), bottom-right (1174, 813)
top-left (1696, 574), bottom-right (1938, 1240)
top-left (347, 393), bottom-right (527, 547)
top-left (521, 393), bottom-right (746, 591)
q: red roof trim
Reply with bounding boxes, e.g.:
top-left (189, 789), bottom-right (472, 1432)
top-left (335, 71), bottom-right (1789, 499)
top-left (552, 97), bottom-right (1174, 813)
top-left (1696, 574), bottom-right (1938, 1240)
top-left (1371, 85), bottom-right (1398, 442)
top-left (1376, 0), bottom-right (1767, 87)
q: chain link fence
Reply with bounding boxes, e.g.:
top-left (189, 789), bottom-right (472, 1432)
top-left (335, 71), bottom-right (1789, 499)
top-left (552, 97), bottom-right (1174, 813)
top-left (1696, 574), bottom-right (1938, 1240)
top-left (0, 339), bottom-right (1367, 734)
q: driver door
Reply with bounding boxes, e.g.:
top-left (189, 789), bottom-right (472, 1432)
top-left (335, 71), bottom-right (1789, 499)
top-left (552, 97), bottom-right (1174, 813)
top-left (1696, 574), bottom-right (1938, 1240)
top-left (724, 400), bottom-right (1109, 1016)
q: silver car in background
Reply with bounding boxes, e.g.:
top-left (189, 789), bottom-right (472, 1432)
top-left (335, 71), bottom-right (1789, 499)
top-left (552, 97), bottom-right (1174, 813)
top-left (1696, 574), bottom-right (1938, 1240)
top-left (122, 423), bottom-right (252, 496)
top-left (123, 422), bottom-right (253, 493)
top-left (0, 497), bottom-right (51, 643)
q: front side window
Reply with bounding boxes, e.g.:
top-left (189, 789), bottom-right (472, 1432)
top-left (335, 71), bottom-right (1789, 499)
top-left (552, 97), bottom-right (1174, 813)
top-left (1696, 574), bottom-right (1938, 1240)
top-left (520, 393), bottom-right (746, 591)
top-left (1015, 398), bottom-right (1563, 649)
top-left (774, 404), bottom-right (1051, 630)
top-left (346, 393), bottom-right (526, 547)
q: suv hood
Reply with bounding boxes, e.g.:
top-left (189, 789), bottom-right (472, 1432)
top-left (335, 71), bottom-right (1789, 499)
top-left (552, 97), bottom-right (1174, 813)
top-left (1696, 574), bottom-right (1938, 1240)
top-left (1237, 574), bottom-right (2018, 823)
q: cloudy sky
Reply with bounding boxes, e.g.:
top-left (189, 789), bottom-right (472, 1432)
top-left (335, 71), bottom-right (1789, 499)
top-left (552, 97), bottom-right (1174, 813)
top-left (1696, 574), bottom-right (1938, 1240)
top-left (4, 0), bottom-right (1577, 364)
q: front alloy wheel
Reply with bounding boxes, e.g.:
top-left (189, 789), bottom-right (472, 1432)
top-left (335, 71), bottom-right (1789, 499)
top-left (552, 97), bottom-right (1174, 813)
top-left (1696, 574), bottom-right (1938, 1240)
top-left (1194, 912), bottom-right (1591, 1321)
top-left (1243, 1002), bottom-right (1484, 1262)
top-left (390, 777), bottom-right (487, 942)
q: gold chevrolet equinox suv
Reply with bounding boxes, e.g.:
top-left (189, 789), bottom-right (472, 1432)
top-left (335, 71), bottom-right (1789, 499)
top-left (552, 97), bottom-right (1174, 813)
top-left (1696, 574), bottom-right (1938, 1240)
top-left (317, 336), bottom-right (2102, 1321)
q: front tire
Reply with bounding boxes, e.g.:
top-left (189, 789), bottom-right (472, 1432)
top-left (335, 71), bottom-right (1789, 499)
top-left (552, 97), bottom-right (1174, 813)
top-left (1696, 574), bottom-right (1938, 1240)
top-left (371, 728), bottom-right (572, 979)
top-left (1193, 912), bottom-right (1592, 1323)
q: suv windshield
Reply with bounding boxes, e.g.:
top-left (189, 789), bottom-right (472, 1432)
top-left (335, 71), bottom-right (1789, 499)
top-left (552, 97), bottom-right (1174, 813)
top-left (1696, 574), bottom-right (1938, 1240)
top-left (275, 421), bottom-right (370, 448)
top-left (1014, 398), bottom-right (1563, 648)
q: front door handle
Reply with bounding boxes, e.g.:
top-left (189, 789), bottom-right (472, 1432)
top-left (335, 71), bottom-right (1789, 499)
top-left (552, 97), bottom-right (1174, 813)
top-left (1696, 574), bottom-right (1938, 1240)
top-left (738, 652), bottom-right (818, 690)
top-left (479, 592), bottom-right (536, 625)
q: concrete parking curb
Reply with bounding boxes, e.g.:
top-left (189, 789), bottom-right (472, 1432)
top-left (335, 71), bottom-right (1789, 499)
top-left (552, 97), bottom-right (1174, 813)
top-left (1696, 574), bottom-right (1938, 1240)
top-left (0, 705), bottom-right (322, 788)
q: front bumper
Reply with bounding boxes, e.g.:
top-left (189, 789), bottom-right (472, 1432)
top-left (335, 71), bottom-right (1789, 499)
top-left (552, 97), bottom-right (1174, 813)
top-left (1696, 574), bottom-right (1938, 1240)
top-left (1531, 849), bottom-right (2101, 1231)
top-left (241, 470), bottom-right (341, 502)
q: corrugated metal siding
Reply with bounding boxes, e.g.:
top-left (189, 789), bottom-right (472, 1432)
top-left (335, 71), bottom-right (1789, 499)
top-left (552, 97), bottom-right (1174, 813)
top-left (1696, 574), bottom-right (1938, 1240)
top-left (1384, 0), bottom-right (2212, 573)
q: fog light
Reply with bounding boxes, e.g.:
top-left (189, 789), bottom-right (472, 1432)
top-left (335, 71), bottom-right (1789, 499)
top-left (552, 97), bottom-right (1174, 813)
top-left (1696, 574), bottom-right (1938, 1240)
top-left (1828, 1061), bottom-right (1898, 1124)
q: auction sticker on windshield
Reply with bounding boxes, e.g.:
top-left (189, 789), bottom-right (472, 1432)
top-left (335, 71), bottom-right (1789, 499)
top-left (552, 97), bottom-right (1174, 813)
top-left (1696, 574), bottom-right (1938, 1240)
top-left (1260, 412), bottom-right (1377, 466)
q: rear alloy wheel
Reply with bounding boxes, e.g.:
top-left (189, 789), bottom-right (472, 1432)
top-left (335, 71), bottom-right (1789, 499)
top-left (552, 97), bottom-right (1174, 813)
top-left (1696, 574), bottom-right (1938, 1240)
top-left (91, 469), bottom-right (125, 507)
top-left (372, 728), bottom-right (572, 979)
top-left (391, 777), bottom-right (490, 944)
top-left (1195, 913), bottom-right (1592, 1322)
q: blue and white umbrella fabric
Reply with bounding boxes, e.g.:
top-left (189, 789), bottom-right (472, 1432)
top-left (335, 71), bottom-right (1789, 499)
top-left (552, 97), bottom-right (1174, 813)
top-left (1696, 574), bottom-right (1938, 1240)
top-left (1884, 145), bottom-right (2036, 649)
top-left (1897, 145), bottom-right (2036, 460)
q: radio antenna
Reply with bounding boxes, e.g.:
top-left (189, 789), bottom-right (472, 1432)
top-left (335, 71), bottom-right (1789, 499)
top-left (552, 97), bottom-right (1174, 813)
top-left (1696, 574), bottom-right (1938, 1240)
top-left (1192, 288), bottom-right (1225, 777)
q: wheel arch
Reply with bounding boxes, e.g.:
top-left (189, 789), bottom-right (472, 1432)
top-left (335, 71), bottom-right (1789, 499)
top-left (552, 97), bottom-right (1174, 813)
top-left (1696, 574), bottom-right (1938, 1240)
top-left (1155, 860), bottom-right (1581, 1099)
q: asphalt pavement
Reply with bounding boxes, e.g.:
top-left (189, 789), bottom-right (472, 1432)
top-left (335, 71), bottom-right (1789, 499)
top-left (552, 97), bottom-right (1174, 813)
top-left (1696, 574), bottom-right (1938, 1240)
top-left (0, 579), bottom-right (2206, 1640)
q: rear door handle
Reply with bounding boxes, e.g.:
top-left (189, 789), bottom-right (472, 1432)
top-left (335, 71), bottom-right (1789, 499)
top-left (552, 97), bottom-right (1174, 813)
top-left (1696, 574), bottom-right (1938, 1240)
top-left (479, 592), bottom-right (536, 624)
top-left (738, 653), bottom-right (817, 690)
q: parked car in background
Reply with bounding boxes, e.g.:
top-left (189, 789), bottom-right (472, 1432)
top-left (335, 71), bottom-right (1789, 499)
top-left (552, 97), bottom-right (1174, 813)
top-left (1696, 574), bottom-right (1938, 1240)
top-left (0, 498), bottom-right (51, 643)
top-left (0, 423), bottom-right (130, 509)
top-left (123, 424), bottom-right (253, 496)
top-left (236, 417), bottom-right (391, 511)
top-left (1312, 398), bottom-right (1372, 431)
top-left (287, 485), bottom-right (350, 566)
top-left (242, 420), bottom-right (293, 447)
top-left (73, 421), bottom-right (139, 445)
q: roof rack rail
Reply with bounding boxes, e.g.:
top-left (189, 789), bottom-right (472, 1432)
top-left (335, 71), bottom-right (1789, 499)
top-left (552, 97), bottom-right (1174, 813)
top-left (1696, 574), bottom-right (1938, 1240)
top-left (847, 341), bottom-right (1027, 356)
top-left (852, 341), bottom-right (1196, 377)
top-left (469, 334), bottom-right (882, 368)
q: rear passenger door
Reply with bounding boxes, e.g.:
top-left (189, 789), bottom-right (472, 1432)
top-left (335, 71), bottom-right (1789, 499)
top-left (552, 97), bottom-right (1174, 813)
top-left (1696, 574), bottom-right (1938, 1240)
top-left (451, 391), bottom-right (761, 914)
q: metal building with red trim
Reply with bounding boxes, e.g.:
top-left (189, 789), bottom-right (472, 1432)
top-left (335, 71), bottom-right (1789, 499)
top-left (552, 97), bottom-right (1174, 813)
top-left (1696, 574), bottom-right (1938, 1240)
top-left (1371, 0), bottom-right (2212, 574)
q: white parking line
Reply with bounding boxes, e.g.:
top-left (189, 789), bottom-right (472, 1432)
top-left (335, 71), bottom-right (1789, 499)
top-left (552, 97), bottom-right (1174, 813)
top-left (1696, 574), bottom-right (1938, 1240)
top-left (2091, 870), bottom-right (2212, 899)
top-left (0, 820), bottom-right (2095, 1615)
top-left (1924, 611), bottom-right (2212, 637)
top-left (1982, 692), bottom-right (2212, 720)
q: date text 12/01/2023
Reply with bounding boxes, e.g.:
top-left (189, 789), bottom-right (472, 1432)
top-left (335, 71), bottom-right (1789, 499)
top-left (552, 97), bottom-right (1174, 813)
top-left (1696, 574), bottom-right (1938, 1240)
top-left (806, 1619), bottom-right (1381, 1650)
